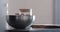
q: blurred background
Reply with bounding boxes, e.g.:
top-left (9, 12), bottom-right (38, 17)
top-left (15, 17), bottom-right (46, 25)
top-left (0, 0), bottom-right (60, 32)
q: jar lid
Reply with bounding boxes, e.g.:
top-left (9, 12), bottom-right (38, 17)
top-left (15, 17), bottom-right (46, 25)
top-left (19, 9), bottom-right (31, 12)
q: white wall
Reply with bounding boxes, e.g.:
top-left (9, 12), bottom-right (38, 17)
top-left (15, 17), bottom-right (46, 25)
top-left (8, 0), bottom-right (53, 24)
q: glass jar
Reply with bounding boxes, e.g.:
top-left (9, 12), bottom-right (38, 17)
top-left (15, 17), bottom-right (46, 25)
top-left (6, 9), bottom-right (35, 29)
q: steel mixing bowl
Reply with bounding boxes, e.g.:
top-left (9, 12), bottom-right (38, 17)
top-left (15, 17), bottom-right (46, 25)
top-left (6, 15), bottom-right (33, 29)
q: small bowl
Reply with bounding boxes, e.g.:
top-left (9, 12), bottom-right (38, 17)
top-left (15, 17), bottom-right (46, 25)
top-left (6, 15), bottom-right (34, 29)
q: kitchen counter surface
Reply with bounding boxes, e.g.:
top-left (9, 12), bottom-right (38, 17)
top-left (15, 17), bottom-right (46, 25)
top-left (5, 28), bottom-right (60, 32)
top-left (5, 24), bottom-right (60, 32)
